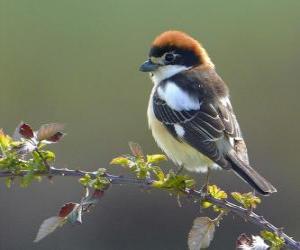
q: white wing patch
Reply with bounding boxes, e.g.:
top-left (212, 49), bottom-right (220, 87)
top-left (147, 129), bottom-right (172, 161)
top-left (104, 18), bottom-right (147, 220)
top-left (157, 81), bottom-right (201, 111)
top-left (174, 124), bottom-right (185, 137)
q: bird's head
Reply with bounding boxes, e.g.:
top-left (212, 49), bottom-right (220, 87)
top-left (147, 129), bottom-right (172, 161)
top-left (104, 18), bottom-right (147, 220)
top-left (139, 31), bottom-right (214, 80)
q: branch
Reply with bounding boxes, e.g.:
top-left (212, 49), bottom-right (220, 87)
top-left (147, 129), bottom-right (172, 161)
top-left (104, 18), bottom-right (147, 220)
top-left (0, 167), bottom-right (299, 250)
top-left (0, 167), bottom-right (150, 185)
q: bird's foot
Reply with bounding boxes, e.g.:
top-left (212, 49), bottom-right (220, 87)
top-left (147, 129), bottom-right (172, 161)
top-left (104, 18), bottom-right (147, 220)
top-left (200, 183), bottom-right (209, 196)
top-left (200, 168), bottom-right (211, 195)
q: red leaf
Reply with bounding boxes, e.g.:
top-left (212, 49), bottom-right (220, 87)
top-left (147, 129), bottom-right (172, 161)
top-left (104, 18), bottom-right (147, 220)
top-left (37, 123), bottom-right (64, 142)
top-left (128, 141), bottom-right (144, 158)
top-left (19, 123), bottom-right (34, 139)
top-left (92, 190), bottom-right (104, 199)
top-left (58, 202), bottom-right (78, 218)
top-left (47, 132), bottom-right (64, 142)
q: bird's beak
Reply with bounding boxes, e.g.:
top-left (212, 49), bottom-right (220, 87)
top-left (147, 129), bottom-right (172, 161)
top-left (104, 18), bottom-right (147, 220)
top-left (139, 59), bottom-right (159, 72)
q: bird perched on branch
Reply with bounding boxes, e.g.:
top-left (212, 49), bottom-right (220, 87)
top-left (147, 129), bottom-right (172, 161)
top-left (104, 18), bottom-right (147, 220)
top-left (140, 30), bottom-right (276, 195)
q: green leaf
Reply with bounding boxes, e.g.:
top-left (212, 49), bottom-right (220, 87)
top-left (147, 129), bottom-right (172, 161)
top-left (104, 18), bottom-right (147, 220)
top-left (151, 166), bottom-right (165, 181)
top-left (231, 192), bottom-right (261, 209)
top-left (202, 185), bottom-right (227, 212)
top-left (231, 192), bottom-right (243, 203)
top-left (208, 185), bottom-right (227, 200)
top-left (96, 168), bottom-right (107, 176)
top-left (0, 130), bottom-right (12, 152)
top-left (36, 150), bottom-right (55, 162)
top-left (90, 176), bottom-right (110, 190)
top-left (79, 174), bottom-right (91, 186)
top-left (110, 157), bottom-right (131, 166)
top-left (260, 230), bottom-right (285, 249)
top-left (135, 162), bottom-right (150, 180)
top-left (146, 154), bottom-right (167, 164)
top-left (80, 169), bottom-right (108, 190)
top-left (152, 171), bottom-right (195, 192)
top-left (30, 150), bottom-right (55, 171)
top-left (201, 201), bottom-right (213, 209)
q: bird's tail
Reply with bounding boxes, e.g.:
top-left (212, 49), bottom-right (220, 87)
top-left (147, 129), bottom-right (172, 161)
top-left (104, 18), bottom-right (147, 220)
top-left (227, 152), bottom-right (277, 195)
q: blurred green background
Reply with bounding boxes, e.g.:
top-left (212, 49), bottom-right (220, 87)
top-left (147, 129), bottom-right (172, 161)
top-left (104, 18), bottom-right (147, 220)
top-left (0, 1), bottom-right (299, 249)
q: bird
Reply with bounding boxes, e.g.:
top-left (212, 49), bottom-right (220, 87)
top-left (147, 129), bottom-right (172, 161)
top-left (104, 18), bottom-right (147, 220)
top-left (139, 30), bottom-right (276, 195)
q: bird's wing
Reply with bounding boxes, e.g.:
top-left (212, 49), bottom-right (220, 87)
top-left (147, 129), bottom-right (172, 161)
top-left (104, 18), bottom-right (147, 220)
top-left (152, 84), bottom-right (246, 168)
top-left (217, 97), bottom-right (249, 164)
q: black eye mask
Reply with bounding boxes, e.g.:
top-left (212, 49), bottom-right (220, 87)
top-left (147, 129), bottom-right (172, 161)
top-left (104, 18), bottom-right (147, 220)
top-left (149, 46), bottom-right (201, 67)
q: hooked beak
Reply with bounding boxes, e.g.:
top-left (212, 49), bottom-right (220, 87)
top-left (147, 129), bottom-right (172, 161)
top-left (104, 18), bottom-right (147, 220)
top-left (139, 59), bottom-right (160, 72)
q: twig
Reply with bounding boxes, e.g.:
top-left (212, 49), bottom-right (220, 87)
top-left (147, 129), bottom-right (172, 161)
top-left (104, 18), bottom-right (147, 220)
top-left (0, 167), bottom-right (299, 250)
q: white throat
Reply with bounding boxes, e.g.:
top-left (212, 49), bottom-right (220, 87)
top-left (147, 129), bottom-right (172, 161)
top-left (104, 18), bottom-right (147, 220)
top-left (150, 65), bottom-right (189, 85)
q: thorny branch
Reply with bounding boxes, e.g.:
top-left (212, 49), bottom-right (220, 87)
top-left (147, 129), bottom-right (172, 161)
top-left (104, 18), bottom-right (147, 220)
top-left (0, 167), bottom-right (299, 250)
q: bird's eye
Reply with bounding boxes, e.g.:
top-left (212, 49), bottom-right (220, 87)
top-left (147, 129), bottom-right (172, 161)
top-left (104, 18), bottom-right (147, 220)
top-left (164, 53), bottom-right (175, 62)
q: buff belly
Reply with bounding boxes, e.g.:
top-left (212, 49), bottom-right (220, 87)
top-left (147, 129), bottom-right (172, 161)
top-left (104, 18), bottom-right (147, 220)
top-left (147, 97), bottom-right (220, 173)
